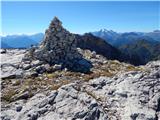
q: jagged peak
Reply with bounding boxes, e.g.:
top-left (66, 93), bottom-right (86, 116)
top-left (100, 29), bottom-right (111, 32)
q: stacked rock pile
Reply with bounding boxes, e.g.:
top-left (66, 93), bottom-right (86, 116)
top-left (21, 17), bottom-right (92, 75)
top-left (32, 17), bottom-right (82, 64)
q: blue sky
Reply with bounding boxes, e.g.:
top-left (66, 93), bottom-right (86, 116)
top-left (1, 1), bottom-right (160, 35)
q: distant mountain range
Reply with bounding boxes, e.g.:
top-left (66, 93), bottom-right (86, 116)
top-left (92, 29), bottom-right (160, 47)
top-left (1, 33), bottom-right (43, 48)
top-left (1, 30), bottom-right (160, 65)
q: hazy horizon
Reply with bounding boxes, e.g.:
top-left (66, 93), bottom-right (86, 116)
top-left (1, 29), bottom-right (160, 37)
top-left (1, 1), bottom-right (160, 35)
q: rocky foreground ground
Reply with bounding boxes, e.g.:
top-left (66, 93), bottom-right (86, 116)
top-left (1, 49), bottom-right (160, 120)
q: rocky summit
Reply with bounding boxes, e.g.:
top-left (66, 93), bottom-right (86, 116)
top-left (1, 17), bottom-right (160, 120)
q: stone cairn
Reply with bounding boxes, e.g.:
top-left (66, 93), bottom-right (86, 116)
top-left (21, 17), bottom-right (92, 76)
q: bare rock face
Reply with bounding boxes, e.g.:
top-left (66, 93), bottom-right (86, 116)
top-left (1, 61), bottom-right (159, 120)
top-left (23, 17), bottom-right (92, 73)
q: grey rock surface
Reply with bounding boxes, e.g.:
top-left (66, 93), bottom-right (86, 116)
top-left (1, 61), bottom-right (160, 120)
top-left (0, 49), bottom-right (25, 79)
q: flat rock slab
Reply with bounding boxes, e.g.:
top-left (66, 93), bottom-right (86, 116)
top-left (0, 49), bottom-right (25, 79)
top-left (0, 49), bottom-right (25, 65)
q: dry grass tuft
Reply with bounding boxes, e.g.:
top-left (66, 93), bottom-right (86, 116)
top-left (50, 80), bottom-right (70, 90)
top-left (2, 89), bottom-right (17, 102)
top-left (126, 65), bottom-right (142, 71)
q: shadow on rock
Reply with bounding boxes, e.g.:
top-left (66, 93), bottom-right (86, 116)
top-left (63, 58), bottom-right (93, 73)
